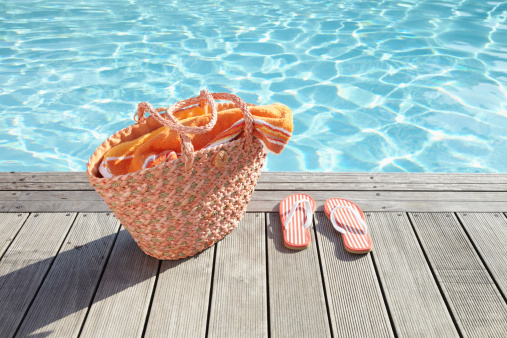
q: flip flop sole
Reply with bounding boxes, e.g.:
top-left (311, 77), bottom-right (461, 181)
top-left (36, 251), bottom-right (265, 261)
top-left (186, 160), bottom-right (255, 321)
top-left (324, 198), bottom-right (372, 254)
top-left (279, 193), bottom-right (316, 250)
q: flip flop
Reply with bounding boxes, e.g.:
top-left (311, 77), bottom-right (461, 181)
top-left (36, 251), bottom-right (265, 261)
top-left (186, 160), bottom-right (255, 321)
top-left (279, 194), bottom-right (316, 250)
top-left (324, 198), bottom-right (372, 254)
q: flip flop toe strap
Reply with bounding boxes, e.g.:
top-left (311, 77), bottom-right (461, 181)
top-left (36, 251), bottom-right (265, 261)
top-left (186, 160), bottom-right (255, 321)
top-left (284, 199), bottom-right (313, 230)
top-left (330, 205), bottom-right (368, 235)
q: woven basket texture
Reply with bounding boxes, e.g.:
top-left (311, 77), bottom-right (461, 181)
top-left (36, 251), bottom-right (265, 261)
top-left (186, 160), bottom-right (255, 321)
top-left (87, 91), bottom-right (268, 260)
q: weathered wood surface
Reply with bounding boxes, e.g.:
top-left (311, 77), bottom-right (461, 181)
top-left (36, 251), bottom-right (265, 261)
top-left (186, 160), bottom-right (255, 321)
top-left (79, 228), bottom-right (159, 338)
top-left (15, 213), bottom-right (119, 337)
top-left (314, 212), bottom-right (394, 337)
top-left (409, 213), bottom-right (507, 337)
top-left (208, 213), bottom-right (267, 338)
top-left (0, 191), bottom-right (21, 212)
top-left (2, 172), bottom-right (506, 212)
top-left (456, 213), bottom-right (507, 298)
top-left (7, 197), bottom-right (507, 213)
top-left (4, 181), bottom-right (507, 192)
top-left (144, 247), bottom-right (214, 338)
top-left (367, 212), bottom-right (459, 337)
top-left (0, 211), bottom-right (506, 337)
top-left (0, 172), bottom-right (506, 337)
top-left (0, 213), bottom-right (76, 338)
top-left (0, 213), bottom-right (28, 258)
top-left (266, 213), bottom-right (331, 337)
top-left (2, 171), bottom-right (507, 184)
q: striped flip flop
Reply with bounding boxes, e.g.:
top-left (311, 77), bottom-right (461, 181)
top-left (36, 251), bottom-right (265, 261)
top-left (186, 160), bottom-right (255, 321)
top-left (324, 198), bottom-right (372, 254)
top-left (279, 194), bottom-right (316, 250)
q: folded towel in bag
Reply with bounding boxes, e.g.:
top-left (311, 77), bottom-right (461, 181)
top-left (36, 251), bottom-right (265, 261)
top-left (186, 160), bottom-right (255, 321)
top-left (99, 102), bottom-right (293, 178)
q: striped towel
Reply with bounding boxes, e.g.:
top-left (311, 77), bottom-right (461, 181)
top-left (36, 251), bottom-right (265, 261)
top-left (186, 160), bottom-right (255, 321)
top-left (99, 102), bottom-right (293, 178)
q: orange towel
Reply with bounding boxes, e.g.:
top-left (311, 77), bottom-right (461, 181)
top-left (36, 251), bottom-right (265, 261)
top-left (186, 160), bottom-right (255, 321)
top-left (99, 103), bottom-right (293, 178)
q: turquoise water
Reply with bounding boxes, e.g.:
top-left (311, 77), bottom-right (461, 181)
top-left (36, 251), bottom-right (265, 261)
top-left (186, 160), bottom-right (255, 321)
top-left (1, 0), bottom-right (506, 172)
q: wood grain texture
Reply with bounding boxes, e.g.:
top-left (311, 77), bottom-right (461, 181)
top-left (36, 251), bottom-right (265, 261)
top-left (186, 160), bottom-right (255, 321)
top-left (252, 190), bottom-right (507, 202)
top-left (2, 173), bottom-right (506, 193)
top-left (0, 191), bottom-right (21, 200)
top-left (3, 181), bottom-right (507, 192)
top-left (257, 172), bottom-right (507, 184)
top-left (314, 212), bottom-right (394, 338)
top-left (0, 213), bottom-right (28, 259)
top-left (3, 172), bottom-right (506, 184)
top-left (17, 190), bottom-right (101, 201)
top-left (144, 247), bottom-right (215, 338)
top-left (9, 199), bottom-right (507, 213)
top-left (456, 213), bottom-right (507, 298)
top-left (13, 190), bottom-right (507, 203)
top-left (367, 212), bottom-right (458, 337)
top-left (7, 190), bottom-right (507, 212)
top-left (208, 213), bottom-right (267, 338)
top-left (245, 201), bottom-right (507, 213)
top-left (409, 213), bottom-right (507, 337)
top-left (267, 213), bottom-right (331, 337)
top-left (0, 172), bottom-right (506, 337)
top-left (0, 191), bottom-right (21, 212)
top-left (9, 191), bottom-right (108, 212)
top-left (79, 227), bottom-right (159, 338)
top-left (0, 182), bottom-right (92, 191)
top-left (0, 172), bottom-right (89, 183)
top-left (9, 200), bottom-right (110, 212)
top-left (255, 182), bottom-right (507, 192)
top-left (0, 213), bottom-right (76, 338)
top-left (15, 213), bottom-right (120, 337)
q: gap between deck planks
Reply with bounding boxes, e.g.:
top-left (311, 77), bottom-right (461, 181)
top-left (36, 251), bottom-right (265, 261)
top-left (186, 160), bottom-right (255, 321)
top-left (1, 172), bottom-right (507, 212)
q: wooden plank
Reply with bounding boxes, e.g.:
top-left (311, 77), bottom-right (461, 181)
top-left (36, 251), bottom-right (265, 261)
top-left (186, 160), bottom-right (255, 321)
top-left (252, 191), bottom-right (507, 202)
top-left (3, 172), bottom-right (507, 184)
top-left (0, 213), bottom-right (28, 259)
top-left (10, 189), bottom-right (507, 209)
top-left (15, 213), bottom-right (120, 337)
top-left (2, 181), bottom-right (507, 192)
top-left (20, 189), bottom-right (506, 204)
top-left (208, 213), bottom-right (267, 338)
top-left (2, 172), bottom-right (507, 186)
top-left (267, 213), bottom-right (331, 337)
top-left (314, 213), bottom-right (394, 337)
top-left (246, 200), bottom-right (507, 213)
top-left (0, 182), bottom-right (92, 191)
top-left (409, 213), bottom-right (507, 337)
top-left (367, 212), bottom-right (458, 337)
top-left (6, 199), bottom-right (507, 214)
top-left (14, 200), bottom-right (500, 214)
top-left (17, 191), bottom-right (100, 201)
top-left (9, 200), bottom-right (110, 213)
top-left (0, 191), bottom-right (21, 213)
top-left (8, 197), bottom-right (507, 214)
top-left (257, 172), bottom-right (507, 184)
top-left (144, 248), bottom-right (214, 338)
top-left (456, 213), bottom-right (507, 298)
top-left (80, 227), bottom-right (159, 338)
top-left (0, 201), bottom-right (17, 212)
top-left (8, 189), bottom-right (108, 212)
top-left (0, 191), bottom-right (21, 200)
top-left (0, 213), bottom-right (76, 338)
top-left (0, 172), bottom-right (89, 183)
top-left (255, 182), bottom-right (507, 192)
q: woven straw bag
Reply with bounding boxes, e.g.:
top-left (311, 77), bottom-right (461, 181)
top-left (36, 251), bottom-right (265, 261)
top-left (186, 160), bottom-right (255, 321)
top-left (87, 89), bottom-right (268, 260)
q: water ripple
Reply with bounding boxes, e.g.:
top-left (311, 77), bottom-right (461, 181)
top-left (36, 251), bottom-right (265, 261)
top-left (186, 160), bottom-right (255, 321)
top-left (0, 0), bottom-right (506, 172)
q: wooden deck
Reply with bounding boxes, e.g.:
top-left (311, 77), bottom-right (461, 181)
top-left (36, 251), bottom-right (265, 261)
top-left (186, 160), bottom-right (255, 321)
top-left (0, 172), bottom-right (506, 337)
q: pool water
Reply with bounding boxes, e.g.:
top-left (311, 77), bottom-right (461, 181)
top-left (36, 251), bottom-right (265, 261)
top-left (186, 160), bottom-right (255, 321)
top-left (1, 0), bottom-right (506, 172)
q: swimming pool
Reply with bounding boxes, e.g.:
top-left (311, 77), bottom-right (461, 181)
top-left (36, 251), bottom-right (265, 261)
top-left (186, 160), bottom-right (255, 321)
top-left (1, 0), bottom-right (506, 172)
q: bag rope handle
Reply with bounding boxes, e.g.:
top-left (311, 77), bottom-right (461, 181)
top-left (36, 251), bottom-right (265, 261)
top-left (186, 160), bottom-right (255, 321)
top-left (135, 89), bottom-right (254, 170)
